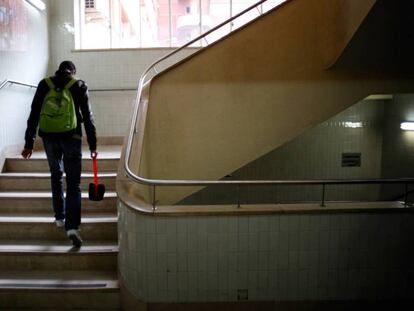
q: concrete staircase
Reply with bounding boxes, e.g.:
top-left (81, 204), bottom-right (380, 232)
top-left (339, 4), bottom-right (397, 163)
top-left (0, 144), bottom-right (121, 310)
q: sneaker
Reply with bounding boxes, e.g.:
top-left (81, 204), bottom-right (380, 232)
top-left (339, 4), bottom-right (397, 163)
top-left (67, 229), bottom-right (83, 247)
top-left (55, 219), bottom-right (65, 228)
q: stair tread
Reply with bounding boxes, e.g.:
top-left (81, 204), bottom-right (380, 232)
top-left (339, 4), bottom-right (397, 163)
top-left (7, 145), bottom-right (122, 160)
top-left (0, 216), bottom-right (117, 223)
top-left (0, 172), bottom-right (117, 177)
top-left (0, 270), bottom-right (119, 289)
top-left (0, 191), bottom-right (117, 198)
top-left (0, 147), bottom-right (121, 295)
top-left (0, 243), bottom-right (118, 253)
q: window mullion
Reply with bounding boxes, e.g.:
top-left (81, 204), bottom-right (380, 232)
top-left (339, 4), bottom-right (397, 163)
top-left (139, 0), bottom-right (142, 47)
top-left (199, 0), bottom-right (202, 45)
top-left (109, 0), bottom-right (113, 48)
top-left (169, 0), bottom-right (172, 48)
top-left (80, 0), bottom-right (86, 49)
top-left (230, 0), bottom-right (233, 32)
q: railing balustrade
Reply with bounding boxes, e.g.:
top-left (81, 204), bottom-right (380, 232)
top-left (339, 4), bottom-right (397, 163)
top-left (121, 0), bottom-right (414, 211)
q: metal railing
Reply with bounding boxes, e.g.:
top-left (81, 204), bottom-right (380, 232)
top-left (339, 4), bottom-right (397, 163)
top-left (122, 0), bottom-right (414, 210)
top-left (89, 88), bottom-right (136, 92)
top-left (0, 79), bottom-right (37, 90)
top-left (0, 79), bottom-right (137, 93)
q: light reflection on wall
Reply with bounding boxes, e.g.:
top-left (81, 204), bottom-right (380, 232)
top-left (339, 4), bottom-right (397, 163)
top-left (344, 121), bottom-right (363, 128)
top-left (0, 0), bottom-right (28, 51)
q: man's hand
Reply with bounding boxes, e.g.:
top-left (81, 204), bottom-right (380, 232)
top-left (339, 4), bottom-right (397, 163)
top-left (91, 150), bottom-right (98, 159)
top-left (21, 148), bottom-right (33, 159)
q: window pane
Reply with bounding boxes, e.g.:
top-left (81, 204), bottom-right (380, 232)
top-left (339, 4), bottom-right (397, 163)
top-left (201, 0), bottom-right (230, 45)
top-left (114, 0), bottom-right (141, 48)
top-left (262, 0), bottom-right (286, 14)
top-left (81, 0), bottom-right (111, 49)
top-left (172, 0), bottom-right (201, 47)
top-left (141, 0), bottom-right (169, 47)
top-left (231, 0), bottom-right (259, 31)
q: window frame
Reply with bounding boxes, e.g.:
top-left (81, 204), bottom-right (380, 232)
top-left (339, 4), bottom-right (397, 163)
top-left (74, 0), bottom-right (283, 50)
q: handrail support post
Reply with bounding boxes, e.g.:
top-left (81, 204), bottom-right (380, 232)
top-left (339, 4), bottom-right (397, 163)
top-left (404, 183), bottom-right (408, 207)
top-left (152, 185), bottom-right (156, 212)
top-left (321, 183), bottom-right (326, 207)
top-left (237, 185), bottom-right (241, 208)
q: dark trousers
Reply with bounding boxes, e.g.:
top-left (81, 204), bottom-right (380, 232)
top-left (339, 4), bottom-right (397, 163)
top-left (42, 136), bottom-right (82, 230)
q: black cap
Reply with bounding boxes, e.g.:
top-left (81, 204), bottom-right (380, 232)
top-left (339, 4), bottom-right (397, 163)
top-left (58, 60), bottom-right (76, 75)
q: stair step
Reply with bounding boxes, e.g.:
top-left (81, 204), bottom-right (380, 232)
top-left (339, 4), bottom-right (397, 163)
top-left (0, 216), bottom-right (118, 242)
top-left (0, 144), bottom-right (121, 309)
top-left (0, 243), bottom-right (118, 271)
top-left (0, 191), bottom-right (117, 215)
top-left (0, 271), bottom-right (119, 309)
top-left (0, 242), bottom-right (118, 253)
top-left (0, 172), bottom-right (116, 191)
top-left (3, 158), bottom-right (120, 173)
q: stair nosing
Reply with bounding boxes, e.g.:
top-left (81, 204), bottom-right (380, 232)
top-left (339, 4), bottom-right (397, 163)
top-left (0, 243), bottom-right (118, 254)
top-left (0, 172), bottom-right (117, 178)
top-left (0, 277), bottom-right (119, 291)
top-left (0, 191), bottom-right (117, 199)
top-left (6, 157), bottom-right (120, 161)
top-left (0, 216), bottom-right (118, 223)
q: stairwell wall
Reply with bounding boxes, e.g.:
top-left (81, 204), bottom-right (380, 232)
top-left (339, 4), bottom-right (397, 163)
top-left (119, 202), bottom-right (414, 304)
top-left (380, 94), bottom-right (414, 200)
top-left (0, 0), bottom-right (49, 169)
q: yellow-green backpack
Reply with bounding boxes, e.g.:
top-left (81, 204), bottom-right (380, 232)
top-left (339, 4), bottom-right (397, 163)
top-left (39, 78), bottom-right (77, 133)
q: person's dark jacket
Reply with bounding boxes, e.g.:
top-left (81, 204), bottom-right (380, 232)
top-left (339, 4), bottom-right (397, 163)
top-left (24, 70), bottom-right (97, 151)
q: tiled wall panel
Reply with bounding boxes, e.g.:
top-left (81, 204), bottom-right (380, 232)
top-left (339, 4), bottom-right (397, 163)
top-left (119, 202), bottom-right (414, 303)
top-left (381, 94), bottom-right (414, 200)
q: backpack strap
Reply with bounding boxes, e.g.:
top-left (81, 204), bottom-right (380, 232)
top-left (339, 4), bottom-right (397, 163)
top-left (64, 78), bottom-right (77, 90)
top-left (45, 78), bottom-right (55, 89)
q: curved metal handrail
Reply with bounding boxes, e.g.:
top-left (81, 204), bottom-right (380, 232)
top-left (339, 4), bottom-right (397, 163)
top-left (0, 79), bottom-right (37, 90)
top-left (122, 0), bottom-right (414, 210)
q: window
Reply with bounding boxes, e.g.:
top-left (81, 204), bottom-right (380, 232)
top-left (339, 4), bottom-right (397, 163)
top-left (75, 0), bottom-right (286, 49)
top-left (85, 0), bottom-right (96, 9)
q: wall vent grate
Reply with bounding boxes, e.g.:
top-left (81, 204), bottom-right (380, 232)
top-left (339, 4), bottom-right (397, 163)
top-left (341, 153), bottom-right (361, 167)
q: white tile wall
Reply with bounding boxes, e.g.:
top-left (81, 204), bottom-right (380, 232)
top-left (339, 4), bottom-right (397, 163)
top-left (119, 201), bottom-right (414, 303)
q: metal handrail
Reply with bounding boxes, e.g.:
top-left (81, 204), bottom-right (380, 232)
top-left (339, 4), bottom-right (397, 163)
top-left (0, 79), bottom-right (37, 90)
top-left (89, 88), bottom-right (136, 92)
top-left (124, 0), bottom-right (290, 187)
top-left (0, 79), bottom-right (137, 92)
